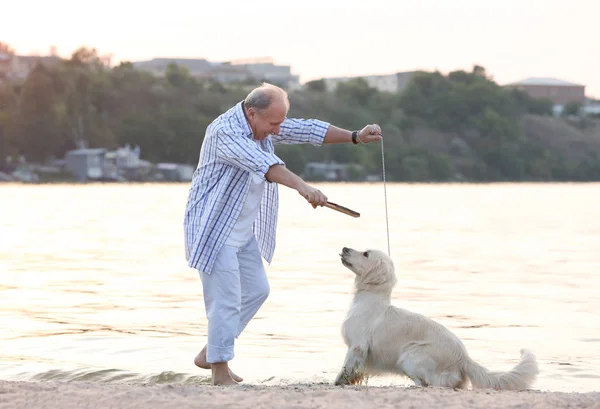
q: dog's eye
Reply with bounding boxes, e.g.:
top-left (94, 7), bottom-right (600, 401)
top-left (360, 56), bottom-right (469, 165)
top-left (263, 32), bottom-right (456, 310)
top-left (363, 251), bottom-right (369, 258)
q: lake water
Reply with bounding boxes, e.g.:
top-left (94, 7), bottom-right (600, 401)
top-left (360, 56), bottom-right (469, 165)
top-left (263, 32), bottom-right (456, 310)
top-left (0, 182), bottom-right (598, 392)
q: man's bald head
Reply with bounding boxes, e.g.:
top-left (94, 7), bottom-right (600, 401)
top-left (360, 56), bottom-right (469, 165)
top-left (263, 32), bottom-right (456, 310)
top-left (244, 83), bottom-right (290, 114)
top-left (243, 83), bottom-right (289, 140)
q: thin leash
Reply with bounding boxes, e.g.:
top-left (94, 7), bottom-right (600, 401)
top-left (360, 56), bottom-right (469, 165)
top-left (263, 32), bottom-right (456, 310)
top-left (380, 135), bottom-right (390, 257)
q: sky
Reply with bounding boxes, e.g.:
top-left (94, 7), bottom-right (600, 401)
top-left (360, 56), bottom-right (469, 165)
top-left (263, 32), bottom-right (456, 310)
top-left (3, 0), bottom-right (599, 97)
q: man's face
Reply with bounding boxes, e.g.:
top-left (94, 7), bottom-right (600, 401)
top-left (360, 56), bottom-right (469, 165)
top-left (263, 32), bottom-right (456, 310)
top-left (247, 100), bottom-right (287, 140)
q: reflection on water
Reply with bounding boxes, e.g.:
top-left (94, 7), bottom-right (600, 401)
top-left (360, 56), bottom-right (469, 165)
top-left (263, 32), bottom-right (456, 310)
top-left (0, 182), bottom-right (598, 392)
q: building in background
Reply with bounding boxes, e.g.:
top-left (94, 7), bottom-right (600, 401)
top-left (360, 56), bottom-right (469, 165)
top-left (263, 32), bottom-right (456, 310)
top-left (0, 55), bottom-right (60, 82)
top-left (232, 57), bottom-right (300, 89)
top-left (321, 71), bottom-right (416, 94)
top-left (133, 57), bottom-right (213, 77)
top-left (63, 145), bottom-right (195, 183)
top-left (133, 56), bottom-right (300, 89)
top-left (503, 77), bottom-right (586, 115)
top-left (65, 148), bottom-right (107, 182)
top-left (583, 98), bottom-right (600, 116)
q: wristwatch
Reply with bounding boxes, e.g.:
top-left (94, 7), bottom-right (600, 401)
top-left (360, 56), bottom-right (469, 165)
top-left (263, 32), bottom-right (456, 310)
top-left (351, 131), bottom-right (359, 145)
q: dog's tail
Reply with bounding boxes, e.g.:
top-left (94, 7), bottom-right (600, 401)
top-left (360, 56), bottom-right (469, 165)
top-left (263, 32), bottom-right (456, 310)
top-left (464, 349), bottom-right (539, 390)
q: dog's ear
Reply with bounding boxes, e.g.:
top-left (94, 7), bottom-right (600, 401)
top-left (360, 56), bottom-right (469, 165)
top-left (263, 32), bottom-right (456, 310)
top-left (361, 259), bottom-right (387, 286)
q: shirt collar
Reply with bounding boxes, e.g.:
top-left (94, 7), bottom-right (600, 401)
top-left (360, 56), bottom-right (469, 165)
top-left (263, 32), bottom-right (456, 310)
top-left (234, 101), bottom-right (253, 138)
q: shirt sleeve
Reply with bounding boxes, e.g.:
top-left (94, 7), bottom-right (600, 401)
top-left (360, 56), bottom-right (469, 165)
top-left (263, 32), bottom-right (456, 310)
top-left (215, 128), bottom-right (285, 179)
top-left (271, 118), bottom-right (330, 146)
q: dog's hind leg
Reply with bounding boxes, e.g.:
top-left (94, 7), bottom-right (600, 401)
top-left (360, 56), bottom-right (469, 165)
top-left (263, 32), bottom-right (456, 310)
top-left (399, 359), bottom-right (431, 387)
top-left (397, 343), bottom-right (436, 388)
top-left (432, 370), bottom-right (468, 389)
top-left (334, 345), bottom-right (368, 386)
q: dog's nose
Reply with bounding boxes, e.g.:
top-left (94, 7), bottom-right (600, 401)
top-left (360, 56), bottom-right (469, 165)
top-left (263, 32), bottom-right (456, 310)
top-left (342, 247), bottom-right (350, 254)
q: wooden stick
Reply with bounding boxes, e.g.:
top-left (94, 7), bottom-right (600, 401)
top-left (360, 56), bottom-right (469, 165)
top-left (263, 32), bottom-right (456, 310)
top-left (324, 201), bottom-right (360, 218)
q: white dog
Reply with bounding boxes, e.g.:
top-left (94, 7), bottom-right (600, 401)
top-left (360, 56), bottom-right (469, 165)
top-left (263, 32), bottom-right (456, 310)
top-left (334, 247), bottom-right (539, 390)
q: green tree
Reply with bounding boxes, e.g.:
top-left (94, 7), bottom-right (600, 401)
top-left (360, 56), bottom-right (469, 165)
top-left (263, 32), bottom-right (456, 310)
top-left (0, 41), bottom-right (15, 82)
top-left (14, 63), bottom-right (66, 161)
top-left (0, 84), bottom-right (19, 163)
top-left (562, 101), bottom-right (582, 117)
top-left (305, 79), bottom-right (326, 92)
top-left (335, 78), bottom-right (378, 105)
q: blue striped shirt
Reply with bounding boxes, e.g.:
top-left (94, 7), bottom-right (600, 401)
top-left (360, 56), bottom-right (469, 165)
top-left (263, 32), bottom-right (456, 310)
top-left (184, 101), bottom-right (330, 273)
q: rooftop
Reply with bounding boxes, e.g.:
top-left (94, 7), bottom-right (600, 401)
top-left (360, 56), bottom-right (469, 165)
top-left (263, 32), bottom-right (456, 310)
top-left (133, 58), bottom-right (212, 71)
top-left (66, 148), bottom-right (107, 156)
top-left (506, 77), bottom-right (584, 87)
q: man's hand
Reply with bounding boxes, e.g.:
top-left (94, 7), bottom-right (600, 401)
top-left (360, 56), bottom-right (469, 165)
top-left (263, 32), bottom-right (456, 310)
top-left (322, 124), bottom-right (383, 145)
top-left (297, 183), bottom-right (328, 208)
top-left (264, 164), bottom-right (328, 208)
top-left (358, 124), bottom-right (383, 144)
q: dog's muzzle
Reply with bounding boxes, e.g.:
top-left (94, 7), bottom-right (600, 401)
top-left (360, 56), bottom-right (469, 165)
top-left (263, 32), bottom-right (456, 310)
top-left (340, 247), bottom-right (352, 267)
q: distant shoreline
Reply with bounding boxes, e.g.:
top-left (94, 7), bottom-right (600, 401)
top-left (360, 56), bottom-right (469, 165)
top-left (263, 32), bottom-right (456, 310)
top-left (2, 180), bottom-right (600, 186)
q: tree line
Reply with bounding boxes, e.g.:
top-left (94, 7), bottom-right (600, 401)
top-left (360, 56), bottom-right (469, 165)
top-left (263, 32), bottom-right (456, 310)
top-left (1, 43), bottom-right (599, 182)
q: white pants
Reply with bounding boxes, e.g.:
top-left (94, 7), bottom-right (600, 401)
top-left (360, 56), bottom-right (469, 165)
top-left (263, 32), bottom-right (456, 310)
top-left (199, 236), bottom-right (270, 363)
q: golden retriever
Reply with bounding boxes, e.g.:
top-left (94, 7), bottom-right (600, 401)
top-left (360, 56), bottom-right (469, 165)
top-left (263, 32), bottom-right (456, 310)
top-left (334, 247), bottom-right (539, 390)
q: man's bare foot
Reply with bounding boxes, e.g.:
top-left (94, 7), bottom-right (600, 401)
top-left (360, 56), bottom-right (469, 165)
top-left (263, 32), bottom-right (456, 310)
top-left (194, 345), bottom-right (243, 382)
top-left (193, 346), bottom-right (211, 370)
top-left (211, 362), bottom-right (238, 386)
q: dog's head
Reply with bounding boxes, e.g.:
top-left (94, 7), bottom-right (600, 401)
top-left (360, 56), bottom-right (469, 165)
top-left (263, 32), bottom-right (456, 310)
top-left (339, 247), bottom-right (396, 293)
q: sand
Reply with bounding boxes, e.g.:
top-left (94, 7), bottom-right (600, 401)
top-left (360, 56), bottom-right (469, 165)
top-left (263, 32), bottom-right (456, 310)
top-left (1, 381), bottom-right (599, 409)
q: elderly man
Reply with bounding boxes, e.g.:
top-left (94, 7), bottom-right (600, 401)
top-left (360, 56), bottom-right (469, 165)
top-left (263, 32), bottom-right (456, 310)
top-left (184, 82), bottom-right (382, 385)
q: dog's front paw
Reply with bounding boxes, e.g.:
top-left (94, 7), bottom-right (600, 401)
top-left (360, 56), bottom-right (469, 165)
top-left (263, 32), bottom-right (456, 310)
top-left (334, 377), bottom-right (347, 386)
top-left (334, 368), bottom-right (350, 386)
top-left (334, 367), bottom-right (365, 386)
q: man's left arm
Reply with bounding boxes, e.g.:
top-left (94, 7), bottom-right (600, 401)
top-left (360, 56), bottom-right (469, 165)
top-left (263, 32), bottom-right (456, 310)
top-left (272, 119), bottom-right (383, 146)
top-left (271, 118), bottom-right (330, 146)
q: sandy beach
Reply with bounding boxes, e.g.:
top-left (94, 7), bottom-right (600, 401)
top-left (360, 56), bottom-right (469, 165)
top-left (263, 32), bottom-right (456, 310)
top-left (1, 380), bottom-right (599, 409)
